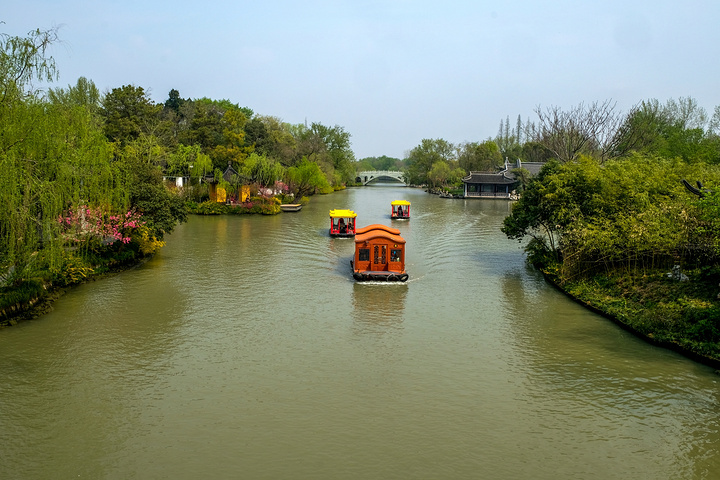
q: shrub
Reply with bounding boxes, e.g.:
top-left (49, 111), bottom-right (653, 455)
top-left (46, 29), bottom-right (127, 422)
top-left (51, 254), bottom-right (94, 287)
top-left (135, 225), bottom-right (166, 255)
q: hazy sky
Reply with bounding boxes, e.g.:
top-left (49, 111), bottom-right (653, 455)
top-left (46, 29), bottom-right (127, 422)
top-left (4, 0), bottom-right (720, 159)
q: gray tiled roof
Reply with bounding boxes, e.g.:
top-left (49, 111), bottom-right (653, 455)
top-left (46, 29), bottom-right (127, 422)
top-left (462, 172), bottom-right (516, 184)
top-left (462, 159), bottom-right (547, 184)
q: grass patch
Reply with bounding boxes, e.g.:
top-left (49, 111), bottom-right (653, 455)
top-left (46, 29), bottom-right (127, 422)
top-left (560, 268), bottom-right (720, 361)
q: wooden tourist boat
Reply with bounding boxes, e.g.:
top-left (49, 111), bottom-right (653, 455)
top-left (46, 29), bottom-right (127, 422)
top-left (350, 224), bottom-right (408, 282)
top-left (355, 224), bottom-right (400, 236)
top-left (280, 204), bottom-right (302, 212)
top-left (329, 209), bottom-right (357, 237)
top-left (391, 200), bottom-right (411, 219)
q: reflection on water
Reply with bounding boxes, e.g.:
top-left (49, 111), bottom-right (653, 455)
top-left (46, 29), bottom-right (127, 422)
top-left (1, 186), bottom-right (719, 479)
top-left (351, 282), bottom-right (407, 332)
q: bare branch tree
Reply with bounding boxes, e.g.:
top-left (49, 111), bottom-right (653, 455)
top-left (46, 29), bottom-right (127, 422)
top-left (533, 100), bottom-right (623, 163)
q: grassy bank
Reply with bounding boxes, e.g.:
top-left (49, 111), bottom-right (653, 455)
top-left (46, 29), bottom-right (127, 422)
top-left (543, 266), bottom-right (720, 368)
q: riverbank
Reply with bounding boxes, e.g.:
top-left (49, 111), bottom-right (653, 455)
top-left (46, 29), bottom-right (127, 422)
top-left (0, 256), bottom-right (153, 328)
top-left (541, 267), bottom-right (720, 370)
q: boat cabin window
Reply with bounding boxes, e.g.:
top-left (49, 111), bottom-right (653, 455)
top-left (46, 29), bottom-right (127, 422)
top-left (390, 249), bottom-right (401, 262)
top-left (358, 248), bottom-right (370, 261)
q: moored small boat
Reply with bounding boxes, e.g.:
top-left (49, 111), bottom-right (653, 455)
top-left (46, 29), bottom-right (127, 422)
top-left (329, 209), bottom-right (357, 237)
top-left (280, 204), bottom-right (302, 212)
top-left (391, 200), bottom-right (410, 219)
top-left (350, 224), bottom-right (408, 282)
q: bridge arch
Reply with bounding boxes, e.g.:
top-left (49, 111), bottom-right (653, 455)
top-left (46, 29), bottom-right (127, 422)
top-left (356, 171), bottom-right (406, 186)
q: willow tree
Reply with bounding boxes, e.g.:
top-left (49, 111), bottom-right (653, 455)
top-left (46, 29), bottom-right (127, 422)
top-left (0, 28), bottom-right (125, 284)
top-left (1, 27), bottom-right (61, 280)
top-left (242, 152), bottom-right (285, 188)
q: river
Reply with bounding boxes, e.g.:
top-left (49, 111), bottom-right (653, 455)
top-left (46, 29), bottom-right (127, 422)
top-left (1, 185), bottom-right (719, 479)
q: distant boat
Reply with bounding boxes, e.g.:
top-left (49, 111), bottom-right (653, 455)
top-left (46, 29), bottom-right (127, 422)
top-left (280, 204), bottom-right (302, 212)
top-left (329, 209), bottom-right (357, 237)
top-left (391, 200), bottom-right (410, 219)
top-left (350, 224), bottom-right (408, 282)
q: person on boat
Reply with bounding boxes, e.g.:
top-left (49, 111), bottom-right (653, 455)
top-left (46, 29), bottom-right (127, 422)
top-left (397, 206), bottom-right (403, 217)
top-left (338, 218), bottom-right (346, 233)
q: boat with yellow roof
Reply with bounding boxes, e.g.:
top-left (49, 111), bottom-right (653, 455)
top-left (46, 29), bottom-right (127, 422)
top-left (391, 200), bottom-right (410, 219)
top-left (329, 209), bottom-right (357, 237)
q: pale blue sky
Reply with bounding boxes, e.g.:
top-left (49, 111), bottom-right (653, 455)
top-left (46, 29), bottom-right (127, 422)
top-left (4, 0), bottom-right (720, 159)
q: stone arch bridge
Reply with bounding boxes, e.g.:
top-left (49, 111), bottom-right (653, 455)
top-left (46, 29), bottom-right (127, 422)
top-left (356, 171), bottom-right (406, 185)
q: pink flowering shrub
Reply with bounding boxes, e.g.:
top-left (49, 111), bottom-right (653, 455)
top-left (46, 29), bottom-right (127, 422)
top-left (58, 205), bottom-right (145, 248)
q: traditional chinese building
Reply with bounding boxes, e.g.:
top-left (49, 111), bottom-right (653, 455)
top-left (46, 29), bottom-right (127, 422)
top-left (207, 162), bottom-right (251, 203)
top-left (462, 159), bottom-right (545, 199)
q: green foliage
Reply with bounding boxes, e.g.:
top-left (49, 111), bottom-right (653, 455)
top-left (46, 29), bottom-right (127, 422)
top-left (295, 122), bottom-right (355, 186)
top-left (457, 140), bottom-right (503, 173)
top-left (188, 201), bottom-right (228, 215)
top-left (427, 161), bottom-right (452, 188)
top-left (287, 157), bottom-right (331, 197)
top-left (52, 254), bottom-right (94, 287)
top-left (0, 278), bottom-right (46, 318)
top-left (241, 152), bottom-right (285, 187)
top-left (249, 116), bottom-right (297, 167)
top-left (1, 78), bottom-right (123, 276)
top-left (0, 27), bottom-right (59, 101)
top-left (405, 138), bottom-right (456, 185)
top-left (212, 107), bottom-right (252, 168)
top-left (101, 84), bottom-right (160, 144)
top-left (562, 270), bottom-right (720, 358)
top-left (163, 89), bottom-right (185, 114)
top-left (47, 77), bottom-right (101, 112)
top-left (495, 115), bottom-right (524, 160)
top-left (116, 135), bottom-right (188, 239)
top-left (166, 143), bottom-right (212, 178)
top-left (503, 154), bottom-right (720, 279)
top-left (357, 155), bottom-right (403, 171)
top-left (188, 198), bottom-right (281, 216)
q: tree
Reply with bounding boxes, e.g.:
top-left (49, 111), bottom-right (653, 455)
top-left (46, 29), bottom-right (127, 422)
top-left (457, 140), bottom-right (503, 172)
top-left (47, 77), bottom-right (101, 111)
top-left (503, 152), bottom-right (720, 278)
top-left (405, 138), bottom-right (455, 185)
top-left (0, 26), bottom-right (59, 102)
top-left (212, 106), bottom-right (252, 168)
top-left (708, 106), bottom-right (720, 137)
top-left (358, 155), bottom-right (403, 171)
top-left (520, 141), bottom-right (553, 163)
top-left (164, 88), bottom-right (185, 114)
top-left (101, 84), bottom-right (159, 145)
top-left (502, 157), bottom-right (613, 266)
top-left (286, 157), bottom-right (331, 197)
top-left (116, 134), bottom-right (187, 239)
top-left (253, 116), bottom-right (297, 167)
top-left (242, 152), bottom-right (285, 187)
top-left (428, 161), bottom-right (452, 188)
top-left (166, 143), bottom-right (211, 178)
top-left (611, 99), bottom-right (668, 158)
top-left (0, 26), bottom-right (125, 279)
top-left (177, 99), bottom-right (225, 154)
top-left (495, 115), bottom-right (523, 160)
top-left (295, 122), bottom-right (355, 186)
top-left (533, 100), bottom-right (624, 163)
top-left (665, 97), bottom-right (708, 130)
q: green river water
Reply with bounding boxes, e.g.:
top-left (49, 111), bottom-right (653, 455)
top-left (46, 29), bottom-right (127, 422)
top-left (1, 185), bottom-right (719, 479)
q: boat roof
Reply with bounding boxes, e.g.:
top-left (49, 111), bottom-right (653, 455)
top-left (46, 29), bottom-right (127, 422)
top-left (355, 230), bottom-right (406, 244)
top-left (329, 209), bottom-right (357, 218)
top-left (391, 200), bottom-right (411, 206)
top-left (355, 224), bottom-right (401, 235)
